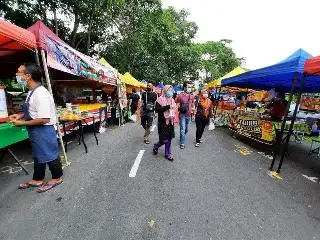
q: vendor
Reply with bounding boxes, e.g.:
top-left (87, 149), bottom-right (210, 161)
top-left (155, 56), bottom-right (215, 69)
top-left (269, 92), bottom-right (287, 121)
top-left (9, 63), bottom-right (63, 193)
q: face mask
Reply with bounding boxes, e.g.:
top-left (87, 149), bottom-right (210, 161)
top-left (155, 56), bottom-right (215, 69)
top-left (147, 87), bottom-right (152, 92)
top-left (202, 93), bottom-right (208, 98)
top-left (186, 88), bottom-right (191, 93)
top-left (16, 76), bottom-right (27, 87)
top-left (166, 91), bottom-right (173, 98)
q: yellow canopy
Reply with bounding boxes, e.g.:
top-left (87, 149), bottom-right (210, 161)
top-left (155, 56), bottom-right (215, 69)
top-left (122, 72), bottom-right (147, 88)
top-left (98, 57), bottom-right (111, 67)
top-left (207, 67), bottom-right (246, 88)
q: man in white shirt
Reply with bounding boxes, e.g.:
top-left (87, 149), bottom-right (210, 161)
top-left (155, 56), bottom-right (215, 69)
top-left (10, 63), bottom-right (63, 193)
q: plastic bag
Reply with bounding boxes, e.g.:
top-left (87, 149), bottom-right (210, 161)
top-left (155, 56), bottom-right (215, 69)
top-left (208, 118), bottom-right (215, 131)
top-left (129, 114), bottom-right (137, 122)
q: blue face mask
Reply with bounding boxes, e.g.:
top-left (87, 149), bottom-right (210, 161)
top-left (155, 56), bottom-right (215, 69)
top-left (16, 76), bottom-right (27, 87)
top-left (166, 91), bottom-right (173, 98)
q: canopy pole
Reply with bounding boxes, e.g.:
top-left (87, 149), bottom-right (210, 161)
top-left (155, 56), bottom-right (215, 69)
top-left (40, 49), bottom-right (70, 167)
top-left (117, 78), bottom-right (121, 127)
top-left (269, 73), bottom-right (298, 171)
top-left (213, 86), bottom-right (222, 120)
top-left (276, 75), bottom-right (306, 173)
top-left (34, 49), bottom-right (44, 86)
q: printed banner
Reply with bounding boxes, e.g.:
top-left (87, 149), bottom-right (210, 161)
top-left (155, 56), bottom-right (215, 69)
top-left (45, 36), bottom-right (118, 85)
top-left (228, 115), bottom-right (275, 142)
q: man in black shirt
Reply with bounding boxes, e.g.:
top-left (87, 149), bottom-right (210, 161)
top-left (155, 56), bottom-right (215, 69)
top-left (129, 88), bottom-right (140, 115)
top-left (141, 82), bottom-right (158, 144)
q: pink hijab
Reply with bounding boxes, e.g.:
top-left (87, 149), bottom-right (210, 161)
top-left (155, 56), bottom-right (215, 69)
top-left (156, 85), bottom-right (178, 125)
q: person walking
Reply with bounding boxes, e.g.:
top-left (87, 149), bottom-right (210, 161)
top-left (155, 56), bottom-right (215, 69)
top-left (153, 85), bottom-right (177, 161)
top-left (175, 81), bottom-right (194, 149)
top-left (141, 82), bottom-right (157, 144)
top-left (10, 63), bottom-right (63, 192)
top-left (195, 89), bottom-right (213, 147)
top-left (129, 88), bottom-right (140, 115)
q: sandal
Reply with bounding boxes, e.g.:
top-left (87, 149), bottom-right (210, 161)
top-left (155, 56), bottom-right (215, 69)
top-left (165, 156), bottom-right (174, 162)
top-left (18, 182), bottom-right (43, 189)
top-left (153, 147), bottom-right (158, 155)
top-left (37, 180), bottom-right (63, 193)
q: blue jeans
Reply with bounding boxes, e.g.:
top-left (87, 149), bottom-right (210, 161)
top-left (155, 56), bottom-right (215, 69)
top-left (180, 115), bottom-right (190, 145)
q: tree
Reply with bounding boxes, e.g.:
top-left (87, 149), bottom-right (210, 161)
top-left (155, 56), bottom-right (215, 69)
top-left (192, 40), bottom-right (244, 82)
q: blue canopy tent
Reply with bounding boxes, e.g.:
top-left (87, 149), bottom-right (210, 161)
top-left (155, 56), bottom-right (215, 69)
top-left (220, 49), bottom-right (320, 175)
top-left (173, 84), bottom-right (182, 93)
top-left (222, 49), bottom-right (312, 92)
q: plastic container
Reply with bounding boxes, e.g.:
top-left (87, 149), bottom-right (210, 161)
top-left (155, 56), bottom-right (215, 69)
top-left (0, 86), bottom-right (8, 123)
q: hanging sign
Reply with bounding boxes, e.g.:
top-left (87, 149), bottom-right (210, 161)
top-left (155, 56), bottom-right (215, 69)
top-left (44, 36), bottom-right (118, 85)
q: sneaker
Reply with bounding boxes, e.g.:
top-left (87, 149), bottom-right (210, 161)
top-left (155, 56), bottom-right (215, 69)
top-left (153, 147), bottom-right (158, 155)
top-left (199, 139), bottom-right (204, 143)
top-left (195, 143), bottom-right (200, 147)
top-left (180, 144), bottom-right (185, 149)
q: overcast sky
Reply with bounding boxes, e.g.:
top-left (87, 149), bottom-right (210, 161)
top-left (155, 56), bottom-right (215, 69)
top-left (162, 0), bottom-right (320, 70)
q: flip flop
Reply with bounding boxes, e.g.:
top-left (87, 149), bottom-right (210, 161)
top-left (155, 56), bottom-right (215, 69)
top-left (18, 182), bottom-right (43, 189)
top-left (37, 180), bottom-right (63, 193)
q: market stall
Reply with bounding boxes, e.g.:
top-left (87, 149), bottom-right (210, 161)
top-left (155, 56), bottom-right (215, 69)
top-left (221, 48), bottom-right (317, 174)
top-left (0, 19), bottom-right (40, 174)
top-left (28, 21), bottom-right (119, 153)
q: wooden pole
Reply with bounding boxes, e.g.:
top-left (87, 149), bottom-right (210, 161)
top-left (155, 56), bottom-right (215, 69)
top-left (40, 49), bottom-right (70, 167)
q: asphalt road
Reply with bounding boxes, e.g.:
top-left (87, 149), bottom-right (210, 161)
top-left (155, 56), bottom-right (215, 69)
top-left (0, 122), bottom-right (320, 240)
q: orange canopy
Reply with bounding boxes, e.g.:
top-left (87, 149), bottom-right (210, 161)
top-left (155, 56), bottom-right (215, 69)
top-left (0, 19), bottom-right (37, 51)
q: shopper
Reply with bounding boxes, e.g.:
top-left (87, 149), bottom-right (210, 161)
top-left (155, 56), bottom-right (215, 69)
top-left (129, 88), bottom-right (140, 115)
top-left (175, 81), bottom-right (195, 149)
top-left (10, 63), bottom-right (63, 193)
top-left (153, 85), bottom-right (177, 161)
top-left (195, 89), bottom-right (213, 147)
top-left (141, 82), bottom-right (157, 144)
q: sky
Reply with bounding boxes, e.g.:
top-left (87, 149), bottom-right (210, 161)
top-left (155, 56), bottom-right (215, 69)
top-left (162, 0), bottom-right (320, 70)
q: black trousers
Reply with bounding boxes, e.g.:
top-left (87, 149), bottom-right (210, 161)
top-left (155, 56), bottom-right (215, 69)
top-left (196, 117), bottom-right (209, 143)
top-left (33, 158), bottom-right (63, 181)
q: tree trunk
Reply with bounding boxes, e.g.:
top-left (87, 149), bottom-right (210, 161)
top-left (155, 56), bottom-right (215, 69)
top-left (86, 3), bottom-right (96, 54)
top-left (71, 12), bottom-right (80, 47)
top-left (53, 7), bottom-right (58, 35)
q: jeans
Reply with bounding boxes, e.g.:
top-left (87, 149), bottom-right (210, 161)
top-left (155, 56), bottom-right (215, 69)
top-left (195, 117), bottom-right (209, 143)
top-left (179, 115), bottom-right (190, 145)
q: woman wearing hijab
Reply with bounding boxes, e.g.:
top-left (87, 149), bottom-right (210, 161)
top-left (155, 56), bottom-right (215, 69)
top-left (153, 85), bottom-right (177, 161)
top-left (195, 89), bottom-right (213, 147)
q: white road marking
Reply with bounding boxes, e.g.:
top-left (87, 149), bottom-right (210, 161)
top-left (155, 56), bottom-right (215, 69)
top-left (129, 150), bottom-right (145, 178)
top-left (151, 125), bottom-right (156, 132)
top-left (302, 174), bottom-right (318, 183)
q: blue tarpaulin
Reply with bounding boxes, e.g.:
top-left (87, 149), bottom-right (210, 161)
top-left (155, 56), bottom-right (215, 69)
top-left (173, 84), bottom-right (182, 93)
top-left (222, 49), bottom-right (314, 92)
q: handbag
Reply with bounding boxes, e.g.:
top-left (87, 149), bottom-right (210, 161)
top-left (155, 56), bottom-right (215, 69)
top-left (145, 92), bottom-right (155, 112)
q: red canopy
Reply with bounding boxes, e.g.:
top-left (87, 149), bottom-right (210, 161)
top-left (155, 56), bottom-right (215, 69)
top-left (27, 20), bottom-right (62, 50)
top-left (0, 19), bottom-right (37, 50)
top-left (304, 56), bottom-right (320, 75)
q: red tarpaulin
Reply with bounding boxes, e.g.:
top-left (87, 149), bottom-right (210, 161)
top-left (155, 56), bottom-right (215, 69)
top-left (0, 19), bottom-right (36, 51)
top-left (304, 56), bottom-right (320, 75)
top-left (27, 21), bottom-right (118, 86)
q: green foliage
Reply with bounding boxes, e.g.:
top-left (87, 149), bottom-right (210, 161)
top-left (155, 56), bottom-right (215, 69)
top-left (1, 0), bottom-right (243, 85)
top-left (192, 40), bottom-right (244, 82)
